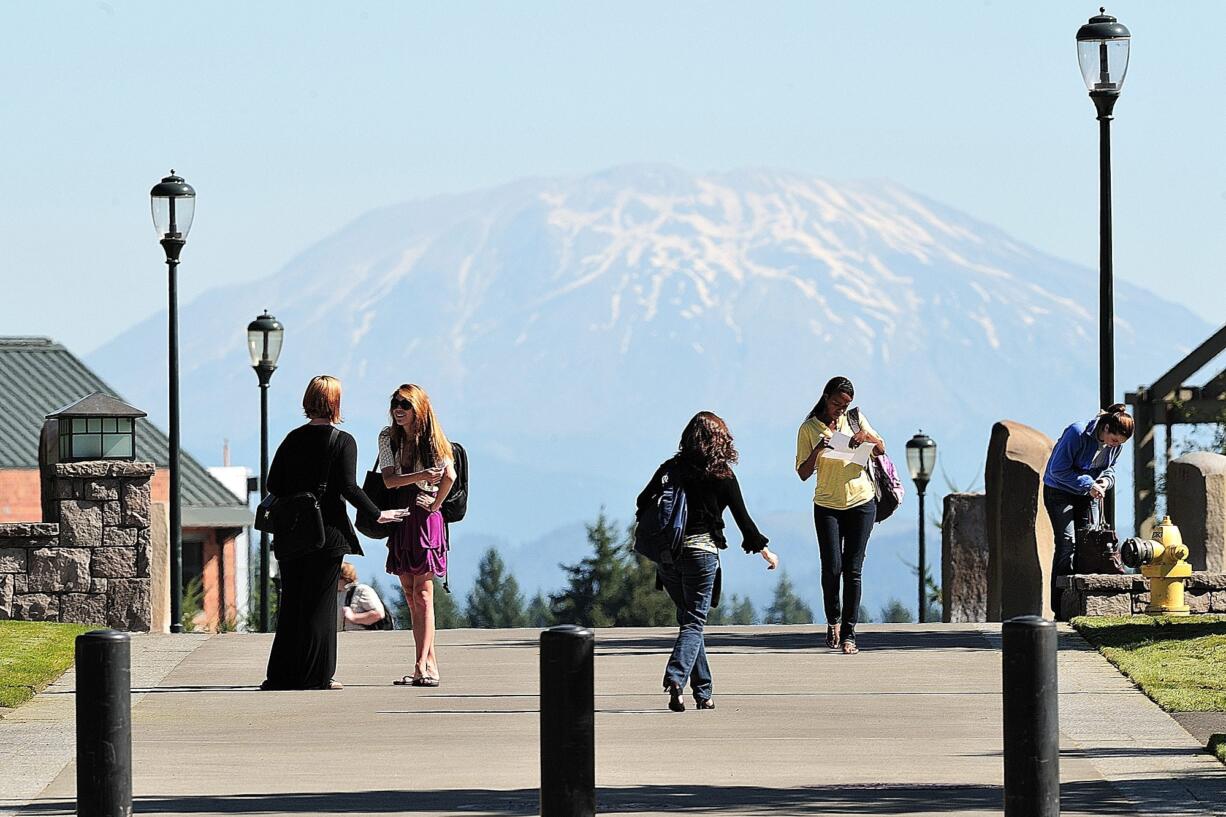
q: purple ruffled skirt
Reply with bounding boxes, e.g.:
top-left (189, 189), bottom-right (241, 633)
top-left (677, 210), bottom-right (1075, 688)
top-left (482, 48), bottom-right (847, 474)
top-left (385, 502), bottom-right (447, 578)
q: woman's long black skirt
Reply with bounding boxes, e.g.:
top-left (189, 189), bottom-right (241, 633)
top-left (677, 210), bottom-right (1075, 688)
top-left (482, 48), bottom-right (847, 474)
top-left (262, 552), bottom-right (343, 690)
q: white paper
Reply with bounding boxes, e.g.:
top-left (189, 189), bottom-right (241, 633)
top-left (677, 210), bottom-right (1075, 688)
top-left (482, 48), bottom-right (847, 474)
top-left (822, 431), bottom-right (871, 467)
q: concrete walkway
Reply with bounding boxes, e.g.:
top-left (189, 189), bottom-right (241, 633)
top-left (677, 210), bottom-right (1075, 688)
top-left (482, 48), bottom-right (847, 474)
top-left (2, 624), bottom-right (1223, 816)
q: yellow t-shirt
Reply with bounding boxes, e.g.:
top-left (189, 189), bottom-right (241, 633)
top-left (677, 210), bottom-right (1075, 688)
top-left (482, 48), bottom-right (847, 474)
top-left (795, 413), bottom-right (878, 510)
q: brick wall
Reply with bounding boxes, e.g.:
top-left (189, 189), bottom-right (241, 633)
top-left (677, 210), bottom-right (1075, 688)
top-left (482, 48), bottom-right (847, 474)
top-left (0, 468), bottom-right (42, 522)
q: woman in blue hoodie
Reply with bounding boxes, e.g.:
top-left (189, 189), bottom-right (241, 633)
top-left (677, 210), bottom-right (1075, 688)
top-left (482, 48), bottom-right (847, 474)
top-left (1043, 403), bottom-right (1134, 615)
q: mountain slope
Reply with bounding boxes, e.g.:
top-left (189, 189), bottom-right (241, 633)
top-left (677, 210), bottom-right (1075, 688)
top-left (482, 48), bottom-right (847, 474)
top-left (88, 165), bottom-right (1210, 614)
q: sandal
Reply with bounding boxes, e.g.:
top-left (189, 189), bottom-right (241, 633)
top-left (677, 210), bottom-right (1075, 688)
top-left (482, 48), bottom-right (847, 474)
top-left (695, 698), bottom-right (716, 711)
top-left (841, 638), bottom-right (859, 655)
top-left (415, 676), bottom-right (440, 688)
top-left (825, 624), bottom-right (840, 650)
top-left (326, 680), bottom-right (344, 690)
top-left (666, 683), bottom-right (685, 712)
top-left (393, 675), bottom-right (418, 686)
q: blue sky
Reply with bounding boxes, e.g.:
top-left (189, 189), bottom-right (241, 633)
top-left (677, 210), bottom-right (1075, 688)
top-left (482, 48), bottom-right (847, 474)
top-left (1, 1), bottom-right (1223, 354)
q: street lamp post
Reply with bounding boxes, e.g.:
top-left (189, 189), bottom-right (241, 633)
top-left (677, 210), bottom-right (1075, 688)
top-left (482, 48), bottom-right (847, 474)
top-left (246, 311), bottom-right (284, 633)
top-left (905, 433), bottom-right (937, 623)
top-left (150, 171), bottom-right (196, 634)
top-left (1076, 8), bottom-right (1131, 525)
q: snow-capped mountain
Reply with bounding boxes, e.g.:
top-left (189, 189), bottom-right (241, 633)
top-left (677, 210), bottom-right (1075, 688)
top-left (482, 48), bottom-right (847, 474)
top-left (88, 165), bottom-right (1210, 614)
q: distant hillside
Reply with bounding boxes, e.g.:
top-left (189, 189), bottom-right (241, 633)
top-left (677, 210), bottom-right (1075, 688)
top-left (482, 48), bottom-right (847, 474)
top-left (89, 165), bottom-right (1209, 614)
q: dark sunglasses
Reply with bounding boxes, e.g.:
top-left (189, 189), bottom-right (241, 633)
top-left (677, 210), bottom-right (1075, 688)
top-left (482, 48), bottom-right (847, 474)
top-left (390, 398), bottom-right (412, 411)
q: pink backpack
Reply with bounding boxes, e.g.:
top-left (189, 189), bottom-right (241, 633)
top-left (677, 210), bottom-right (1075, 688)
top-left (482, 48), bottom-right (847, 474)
top-left (848, 409), bottom-right (905, 523)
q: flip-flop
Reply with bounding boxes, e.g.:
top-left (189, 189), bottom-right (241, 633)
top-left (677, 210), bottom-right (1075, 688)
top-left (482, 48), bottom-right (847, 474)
top-left (393, 675), bottom-right (418, 686)
top-left (841, 639), bottom-right (859, 655)
top-left (416, 676), bottom-right (440, 688)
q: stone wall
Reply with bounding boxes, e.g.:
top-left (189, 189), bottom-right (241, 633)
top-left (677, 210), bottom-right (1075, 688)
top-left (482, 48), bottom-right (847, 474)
top-left (1167, 452), bottom-right (1226, 573)
top-left (942, 492), bottom-right (988, 623)
top-left (0, 461), bottom-right (153, 630)
top-left (1055, 573), bottom-right (1226, 618)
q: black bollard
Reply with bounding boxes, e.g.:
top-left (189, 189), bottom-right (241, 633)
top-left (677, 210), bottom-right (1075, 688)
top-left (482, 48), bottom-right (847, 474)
top-left (540, 624), bottom-right (595, 817)
top-left (1002, 615), bottom-right (1059, 817)
top-left (75, 629), bottom-right (132, 817)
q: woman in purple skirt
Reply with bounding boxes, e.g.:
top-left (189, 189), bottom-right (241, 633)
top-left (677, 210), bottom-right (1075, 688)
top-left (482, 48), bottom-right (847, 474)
top-left (378, 384), bottom-right (456, 687)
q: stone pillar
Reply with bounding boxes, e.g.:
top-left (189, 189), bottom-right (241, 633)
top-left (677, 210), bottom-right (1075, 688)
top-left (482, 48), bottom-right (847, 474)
top-left (985, 421), bottom-right (1055, 621)
top-left (53, 461), bottom-right (154, 631)
top-left (149, 501), bottom-right (171, 634)
top-left (941, 492), bottom-right (988, 623)
top-left (1167, 451), bottom-right (1226, 572)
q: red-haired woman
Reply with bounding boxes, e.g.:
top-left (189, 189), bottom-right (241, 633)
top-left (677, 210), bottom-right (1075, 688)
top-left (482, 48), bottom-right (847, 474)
top-left (637, 411), bottom-right (777, 712)
top-left (378, 384), bottom-right (456, 687)
top-left (262, 375), bottom-right (399, 691)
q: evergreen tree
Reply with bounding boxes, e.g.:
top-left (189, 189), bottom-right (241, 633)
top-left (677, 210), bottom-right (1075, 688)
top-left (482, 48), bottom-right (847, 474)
top-left (857, 604), bottom-right (874, 624)
top-left (384, 580), bottom-right (412, 629)
top-left (433, 580), bottom-right (469, 628)
top-left (879, 597), bottom-right (914, 623)
top-left (616, 540), bottom-right (676, 627)
top-left (465, 548), bottom-right (527, 628)
top-left (525, 592), bottom-right (554, 628)
top-left (708, 593), bottom-right (756, 625)
top-left (763, 570), bottom-right (814, 624)
top-left (549, 511), bottom-right (631, 627)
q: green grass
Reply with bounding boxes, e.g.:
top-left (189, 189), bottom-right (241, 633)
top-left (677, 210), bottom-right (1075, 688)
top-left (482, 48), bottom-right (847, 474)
top-left (0, 620), bottom-right (95, 710)
top-left (1210, 734), bottom-right (1226, 764)
top-left (1072, 615), bottom-right (1226, 712)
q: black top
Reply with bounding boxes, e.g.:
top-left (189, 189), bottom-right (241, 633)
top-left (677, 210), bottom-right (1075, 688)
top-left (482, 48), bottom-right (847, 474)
top-left (267, 424), bottom-right (381, 559)
top-left (636, 457), bottom-right (769, 553)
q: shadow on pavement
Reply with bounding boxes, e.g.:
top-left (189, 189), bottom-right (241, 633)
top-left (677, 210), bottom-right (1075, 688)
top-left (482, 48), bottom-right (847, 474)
top-left (17, 780), bottom-right (1142, 816)
top-left (600, 629), bottom-right (996, 654)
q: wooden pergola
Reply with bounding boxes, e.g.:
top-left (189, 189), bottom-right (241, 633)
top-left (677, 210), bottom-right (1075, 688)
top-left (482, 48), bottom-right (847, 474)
top-left (1126, 323), bottom-right (1226, 534)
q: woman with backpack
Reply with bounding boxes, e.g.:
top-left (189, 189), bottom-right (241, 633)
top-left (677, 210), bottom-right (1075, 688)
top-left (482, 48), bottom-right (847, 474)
top-left (796, 376), bottom-right (886, 655)
top-left (1043, 404), bottom-right (1134, 617)
top-left (378, 384), bottom-right (456, 688)
top-left (261, 375), bottom-right (400, 691)
top-left (638, 411), bottom-right (777, 713)
top-left (337, 562), bottom-right (389, 631)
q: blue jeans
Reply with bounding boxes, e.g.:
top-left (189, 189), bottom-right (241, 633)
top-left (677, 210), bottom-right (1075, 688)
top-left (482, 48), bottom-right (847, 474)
top-left (657, 549), bottom-right (717, 701)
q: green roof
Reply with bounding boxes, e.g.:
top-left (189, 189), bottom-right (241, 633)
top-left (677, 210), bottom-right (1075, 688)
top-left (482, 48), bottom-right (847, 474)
top-left (0, 337), bottom-right (251, 527)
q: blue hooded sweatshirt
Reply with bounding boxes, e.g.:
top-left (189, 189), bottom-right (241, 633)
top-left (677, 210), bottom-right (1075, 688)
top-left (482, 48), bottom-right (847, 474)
top-left (1043, 415), bottom-right (1120, 495)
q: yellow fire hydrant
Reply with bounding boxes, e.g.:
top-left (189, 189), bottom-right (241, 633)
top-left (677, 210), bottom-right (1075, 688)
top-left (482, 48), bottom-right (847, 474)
top-left (1121, 517), bottom-right (1192, 616)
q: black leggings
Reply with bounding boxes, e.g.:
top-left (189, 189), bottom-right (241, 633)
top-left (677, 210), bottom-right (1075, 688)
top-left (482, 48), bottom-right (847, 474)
top-left (814, 500), bottom-right (876, 637)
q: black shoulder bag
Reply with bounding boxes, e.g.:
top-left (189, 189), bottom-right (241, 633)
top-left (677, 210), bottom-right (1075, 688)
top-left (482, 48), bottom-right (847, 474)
top-left (257, 427), bottom-right (340, 561)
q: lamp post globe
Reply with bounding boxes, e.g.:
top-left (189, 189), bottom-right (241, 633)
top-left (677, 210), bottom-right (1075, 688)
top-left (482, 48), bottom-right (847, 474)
top-left (905, 433), bottom-right (937, 622)
top-left (247, 311), bottom-right (284, 632)
top-left (1076, 8), bottom-right (1130, 525)
top-left (150, 170), bottom-right (195, 633)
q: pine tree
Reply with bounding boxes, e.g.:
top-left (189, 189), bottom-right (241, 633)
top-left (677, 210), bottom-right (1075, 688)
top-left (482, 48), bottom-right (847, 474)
top-left (763, 570), bottom-right (814, 624)
top-left (549, 511), bottom-right (631, 627)
top-left (433, 580), bottom-right (469, 628)
top-left (525, 592), bottom-right (554, 628)
top-left (709, 593), bottom-right (756, 625)
top-left (465, 548), bottom-right (528, 628)
top-left (617, 543), bottom-right (676, 627)
top-left (879, 598), bottom-right (914, 623)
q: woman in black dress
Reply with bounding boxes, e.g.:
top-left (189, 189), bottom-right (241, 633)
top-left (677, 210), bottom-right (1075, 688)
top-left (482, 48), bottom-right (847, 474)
top-left (261, 375), bottom-right (399, 691)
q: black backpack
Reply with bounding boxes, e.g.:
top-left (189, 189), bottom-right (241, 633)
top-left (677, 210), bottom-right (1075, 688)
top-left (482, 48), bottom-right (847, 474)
top-left (344, 585), bottom-right (395, 630)
top-left (633, 465), bottom-right (688, 565)
top-left (441, 442), bottom-right (469, 524)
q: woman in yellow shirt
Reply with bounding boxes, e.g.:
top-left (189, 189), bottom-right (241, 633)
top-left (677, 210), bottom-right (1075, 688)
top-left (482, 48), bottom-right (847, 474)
top-left (795, 376), bottom-right (885, 654)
